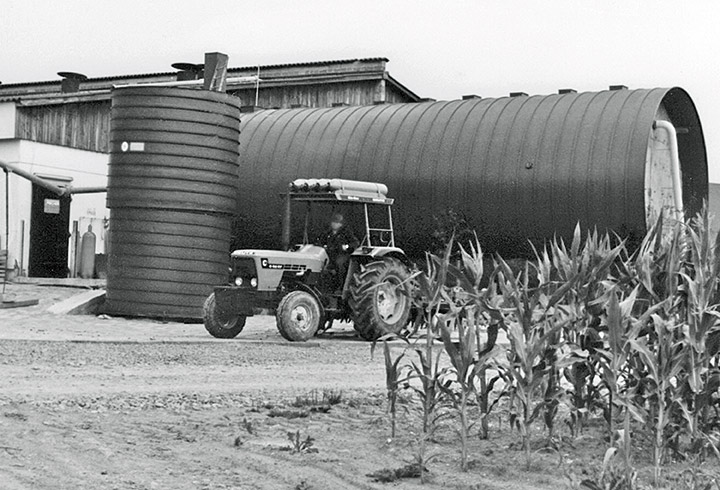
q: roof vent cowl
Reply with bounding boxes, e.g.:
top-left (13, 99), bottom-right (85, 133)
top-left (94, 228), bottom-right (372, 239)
top-left (58, 71), bottom-right (87, 93)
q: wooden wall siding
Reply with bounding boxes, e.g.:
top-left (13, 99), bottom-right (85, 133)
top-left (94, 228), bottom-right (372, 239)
top-left (16, 101), bottom-right (111, 153)
top-left (12, 79), bottom-right (413, 153)
top-left (385, 85), bottom-right (414, 104)
top-left (230, 80), bottom-right (412, 109)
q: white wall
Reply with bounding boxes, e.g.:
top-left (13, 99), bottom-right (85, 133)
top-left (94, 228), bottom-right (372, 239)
top-left (0, 139), bottom-right (108, 277)
top-left (0, 102), bottom-right (17, 139)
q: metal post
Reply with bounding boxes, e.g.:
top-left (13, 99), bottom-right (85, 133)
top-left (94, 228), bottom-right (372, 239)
top-left (69, 220), bottom-right (79, 278)
top-left (3, 169), bottom-right (8, 294)
top-left (388, 206), bottom-right (395, 247)
top-left (19, 220), bottom-right (25, 277)
top-left (281, 192), bottom-right (291, 250)
top-left (255, 66), bottom-right (260, 106)
top-left (364, 203), bottom-right (371, 246)
top-left (303, 202), bottom-right (311, 245)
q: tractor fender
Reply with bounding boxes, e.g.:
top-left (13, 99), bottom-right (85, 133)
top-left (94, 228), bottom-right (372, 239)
top-left (283, 281), bottom-right (326, 317)
top-left (343, 247), bottom-right (412, 301)
top-left (351, 246), bottom-right (410, 267)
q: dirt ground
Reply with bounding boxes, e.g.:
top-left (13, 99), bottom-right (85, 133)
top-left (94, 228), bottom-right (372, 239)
top-left (0, 282), bottom-right (715, 489)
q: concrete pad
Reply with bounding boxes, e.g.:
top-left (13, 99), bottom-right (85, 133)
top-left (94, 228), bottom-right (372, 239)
top-left (1, 298), bottom-right (40, 309)
top-left (46, 289), bottom-right (106, 315)
top-left (12, 277), bottom-right (106, 289)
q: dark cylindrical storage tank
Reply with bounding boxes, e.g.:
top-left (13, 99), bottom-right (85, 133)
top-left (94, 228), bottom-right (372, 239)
top-left (105, 86), bottom-right (241, 319)
top-left (234, 87), bottom-right (707, 259)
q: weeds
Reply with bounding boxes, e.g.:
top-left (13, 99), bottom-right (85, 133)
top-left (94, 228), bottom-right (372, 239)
top-left (291, 389), bottom-right (343, 408)
top-left (367, 462), bottom-right (426, 482)
top-left (241, 417), bottom-right (255, 435)
top-left (286, 430), bottom-right (318, 453)
top-left (268, 408), bottom-right (309, 419)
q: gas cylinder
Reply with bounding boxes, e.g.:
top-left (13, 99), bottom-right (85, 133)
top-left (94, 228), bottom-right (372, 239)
top-left (79, 225), bottom-right (96, 279)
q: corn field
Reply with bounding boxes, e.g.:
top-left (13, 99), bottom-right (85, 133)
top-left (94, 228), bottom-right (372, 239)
top-left (380, 211), bottom-right (720, 489)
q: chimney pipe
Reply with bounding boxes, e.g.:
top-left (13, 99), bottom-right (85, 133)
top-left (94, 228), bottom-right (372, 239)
top-left (203, 52), bottom-right (229, 92)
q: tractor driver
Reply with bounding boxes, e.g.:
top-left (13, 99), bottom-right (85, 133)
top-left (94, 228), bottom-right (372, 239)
top-left (319, 213), bottom-right (359, 290)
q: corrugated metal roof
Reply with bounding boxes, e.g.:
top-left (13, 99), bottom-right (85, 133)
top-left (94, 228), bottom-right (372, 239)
top-left (0, 57), bottom-right (391, 88)
top-left (0, 57), bottom-right (420, 105)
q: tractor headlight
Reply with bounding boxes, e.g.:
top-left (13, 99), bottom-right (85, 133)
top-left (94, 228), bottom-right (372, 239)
top-left (234, 277), bottom-right (243, 287)
top-left (250, 277), bottom-right (258, 288)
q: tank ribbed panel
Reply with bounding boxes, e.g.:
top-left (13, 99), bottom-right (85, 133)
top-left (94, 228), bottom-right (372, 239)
top-left (105, 87), bottom-right (241, 319)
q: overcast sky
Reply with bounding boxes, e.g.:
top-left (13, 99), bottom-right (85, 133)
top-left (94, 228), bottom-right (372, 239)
top-left (3, 0), bottom-right (719, 180)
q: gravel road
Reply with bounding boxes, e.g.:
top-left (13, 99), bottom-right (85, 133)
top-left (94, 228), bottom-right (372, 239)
top-left (0, 283), bottom-right (414, 490)
top-left (1, 282), bottom-right (544, 490)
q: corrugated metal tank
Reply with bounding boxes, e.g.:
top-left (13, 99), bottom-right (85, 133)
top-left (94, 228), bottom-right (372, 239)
top-left (105, 86), bottom-right (241, 319)
top-left (235, 87), bottom-right (707, 258)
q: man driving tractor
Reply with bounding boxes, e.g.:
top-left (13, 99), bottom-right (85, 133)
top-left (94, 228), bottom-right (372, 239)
top-left (318, 212), bottom-right (359, 291)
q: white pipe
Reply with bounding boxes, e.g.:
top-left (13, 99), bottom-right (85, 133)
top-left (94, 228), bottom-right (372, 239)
top-left (653, 120), bottom-right (684, 221)
top-left (113, 76), bottom-right (260, 89)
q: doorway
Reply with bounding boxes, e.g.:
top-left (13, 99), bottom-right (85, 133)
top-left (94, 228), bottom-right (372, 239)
top-left (28, 181), bottom-right (71, 277)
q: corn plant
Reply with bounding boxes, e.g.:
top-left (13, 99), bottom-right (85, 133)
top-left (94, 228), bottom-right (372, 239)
top-left (437, 317), bottom-right (496, 471)
top-left (676, 210), bottom-right (720, 460)
top-left (435, 317), bottom-right (474, 471)
top-left (446, 235), bottom-right (505, 440)
top-left (407, 284), bottom-right (446, 434)
top-left (549, 225), bottom-right (626, 436)
top-left (629, 313), bottom-right (685, 486)
top-left (382, 340), bottom-right (405, 438)
top-left (407, 235), bottom-right (502, 472)
top-left (593, 288), bottom-right (650, 436)
top-left (494, 255), bottom-right (573, 469)
top-left (400, 245), bottom-right (456, 482)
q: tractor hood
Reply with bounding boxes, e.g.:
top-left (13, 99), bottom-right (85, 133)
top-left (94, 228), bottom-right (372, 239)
top-left (231, 245), bottom-right (329, 273)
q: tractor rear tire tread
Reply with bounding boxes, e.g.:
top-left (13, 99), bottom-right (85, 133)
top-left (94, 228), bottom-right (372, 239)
top-left (348, 258), bottom-right (411, 341)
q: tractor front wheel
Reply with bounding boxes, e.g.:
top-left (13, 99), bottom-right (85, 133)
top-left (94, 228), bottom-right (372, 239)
top-left (203, 293), bottom-right (247, 339)
top-left (276, 290), bottom-right (322, 341)
top-left (349, 258), bottom-right (411, 341)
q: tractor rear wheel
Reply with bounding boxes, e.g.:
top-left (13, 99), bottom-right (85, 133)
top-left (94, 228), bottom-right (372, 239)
top-left (276, 290), bottom-right (322, 341)
top-left (349, 258), bottom-right (411, 341)
top-left (203, 292), bottom-right (246, 339)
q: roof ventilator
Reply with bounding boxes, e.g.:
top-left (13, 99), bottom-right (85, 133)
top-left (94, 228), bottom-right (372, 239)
top-left (58, 71), bottom-right (87, 93)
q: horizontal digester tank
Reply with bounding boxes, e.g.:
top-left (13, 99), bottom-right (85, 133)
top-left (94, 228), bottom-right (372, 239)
top-left (235, 87), bottom-right (707, 258)
top-left (105, 86), bottom-right (241, 319)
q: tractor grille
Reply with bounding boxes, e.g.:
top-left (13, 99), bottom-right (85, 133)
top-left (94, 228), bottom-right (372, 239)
top-left (232, 257), bottom-right (257, 282)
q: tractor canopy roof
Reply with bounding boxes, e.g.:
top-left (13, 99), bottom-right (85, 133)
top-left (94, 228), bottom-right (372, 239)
top-left (288, 178), bottom-right (393, 205)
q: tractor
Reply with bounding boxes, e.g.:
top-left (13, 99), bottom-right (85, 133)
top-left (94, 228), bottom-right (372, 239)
top-left (203, 178), bottom-right (413, 341)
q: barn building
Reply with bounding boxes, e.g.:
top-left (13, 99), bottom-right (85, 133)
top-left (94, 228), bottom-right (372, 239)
top-left (0, 57), bottom-right (420, 279)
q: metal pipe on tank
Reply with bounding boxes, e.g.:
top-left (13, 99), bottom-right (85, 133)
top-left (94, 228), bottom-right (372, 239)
top-left (66, 186), bottom-right (107, 195)
top-left (0, 159), bottom-right (66, 196)
top-left (653, 120), bottom-right (684, 221)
